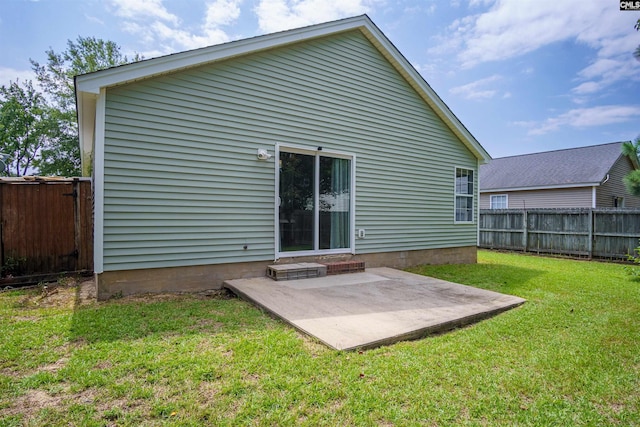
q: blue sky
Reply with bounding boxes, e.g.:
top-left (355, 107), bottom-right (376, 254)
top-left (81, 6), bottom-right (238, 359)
top-left (1, 0), bottom-right (639, 158)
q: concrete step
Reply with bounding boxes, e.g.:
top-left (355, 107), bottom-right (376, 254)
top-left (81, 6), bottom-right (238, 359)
top-left (267, 261), bottom-right (366, 281)
top-left (267, 263), bottom-right (327, 281)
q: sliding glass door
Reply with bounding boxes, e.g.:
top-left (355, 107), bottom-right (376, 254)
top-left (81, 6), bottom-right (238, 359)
top-left (279, 152), bottom-right (315, 252)
top-left (279, 149), bottom-right (352, 254)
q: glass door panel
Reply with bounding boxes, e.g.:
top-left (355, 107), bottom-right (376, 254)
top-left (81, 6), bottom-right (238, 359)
top-left (319, 157), bottom-right (350, 249)
top-left (279, 152), bottom-right (314, 252)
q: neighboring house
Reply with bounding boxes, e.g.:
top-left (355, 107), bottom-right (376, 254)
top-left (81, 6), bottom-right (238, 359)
top-left (480, 142), bottom-right (640, 210)
top-left (75, 15), bottom-right (490, 299)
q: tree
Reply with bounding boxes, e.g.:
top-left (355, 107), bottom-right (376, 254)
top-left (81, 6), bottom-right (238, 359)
top-left (621, 137), bottom-right (640, 161)
top-left (31, 36), bottom-right (142, 113)
top-left (32, 108), bottom-right (81, 176)
top-left (622, 136), bottom-right (640, 196)
top-left (30, 36), bottom-right (142, 175)
top-left (0, 80), bottom-right (58, 176)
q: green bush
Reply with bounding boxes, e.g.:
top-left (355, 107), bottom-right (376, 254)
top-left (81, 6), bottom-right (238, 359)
top-left (1, 255), bottom-right (26, 277)
top-left (623, 170), bottom-right (640, 197)
top-left (625, 241), bottom-right (640, 279)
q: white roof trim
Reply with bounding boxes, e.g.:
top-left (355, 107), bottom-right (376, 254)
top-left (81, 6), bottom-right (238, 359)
top-left (481, 182), bottom-right (601, 193)
top-left (76, 16), bottom-right (372, 95)
top-left (75, 14), bottom-right (490, 172)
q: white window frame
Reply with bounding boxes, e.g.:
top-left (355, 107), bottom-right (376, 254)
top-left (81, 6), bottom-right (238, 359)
top-left (454, 167), bottom-right (475, 223)
top-left (274, 143), bottom-right (356, 260)
top-left (490, 194), bottom-right (508, 209)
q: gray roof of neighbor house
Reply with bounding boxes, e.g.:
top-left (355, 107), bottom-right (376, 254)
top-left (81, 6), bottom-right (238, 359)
top-left (480, 141), bottom-right (632, 192)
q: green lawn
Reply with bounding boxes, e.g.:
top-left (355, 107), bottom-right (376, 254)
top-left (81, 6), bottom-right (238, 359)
top-left (1, 251), bottom-right (638, 426)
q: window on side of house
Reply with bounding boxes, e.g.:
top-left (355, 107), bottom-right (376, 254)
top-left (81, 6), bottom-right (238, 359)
top-left (490, 194), bottom-right (508, 209)
top-left (614, 196), bottom-right (625, 208)
top-left (455, 168), bottom-right (474, 222)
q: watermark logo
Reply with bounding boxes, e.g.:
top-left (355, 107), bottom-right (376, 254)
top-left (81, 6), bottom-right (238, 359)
top-left (620, 1), bottom-right (640, 10)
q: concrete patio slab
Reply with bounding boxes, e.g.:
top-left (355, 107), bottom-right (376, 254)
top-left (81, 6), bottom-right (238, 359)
top-left (224, 267), bottom-right (525, 351)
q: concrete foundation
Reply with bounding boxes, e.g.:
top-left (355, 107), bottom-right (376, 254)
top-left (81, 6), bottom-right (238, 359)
top-left (96, 246), bottom-right (477, 300)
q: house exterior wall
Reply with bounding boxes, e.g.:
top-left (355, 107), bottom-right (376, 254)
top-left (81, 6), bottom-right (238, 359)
top-left (101, 30), bottom-right (478, 276)
top-left (480, 187), bottom-right (593, 209)
top-left (596, 156), bottom-right (640, 208)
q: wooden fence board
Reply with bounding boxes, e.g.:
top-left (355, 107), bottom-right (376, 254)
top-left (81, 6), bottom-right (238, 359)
top-left (479, 208), bottom-right (640, 260)
top-left (0, 179), bottom-right (93, 279)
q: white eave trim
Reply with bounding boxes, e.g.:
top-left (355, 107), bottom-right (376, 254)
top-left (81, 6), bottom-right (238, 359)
top-left (93, 89), bottom-right (106, 274)
top-left (76, 15), bottom-right (371, 95)
top-left (481, 182), bottom-right (601, 193)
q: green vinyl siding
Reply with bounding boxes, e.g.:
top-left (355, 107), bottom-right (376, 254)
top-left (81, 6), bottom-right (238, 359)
top-left (102, 30), bottom-right (478, 271)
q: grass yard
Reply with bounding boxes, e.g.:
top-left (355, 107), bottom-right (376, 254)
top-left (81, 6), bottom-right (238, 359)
top-left (1, 251), bottom-right (639, 426)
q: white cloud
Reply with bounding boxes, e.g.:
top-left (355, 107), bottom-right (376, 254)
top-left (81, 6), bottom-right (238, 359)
top-left (578, 58), bottom-right (620, 80)
top-left (453, 1), bottom-right (620, 67)
top-left (427, 15), bottom-right (473, 56)
top-left (254, 0), bottom-right (382, 33)
top-left (403, 3), bottom-right (435, 15)
top-left (150, 21), bottom-right (231, 51)
top-left (449, 74), bottom-right (502, 100)
top-left (413, 62), bottom-right (436, 76)
top-left (431, 1), bottom-right (640, 100)
top-left (108, 0), bottom-right (244, 54)
top-left (570, 96), bottom-right (589, 106)
top-left (121, 21), bottom-right (155, 44)
top-left (85, 14), bottom-right (105, 26)
top-left (109, 0), bottom-right (179, 24)
top-left (572, 48), bottom-right (640, 96)
top-left (594, 31), bottom-right (639, 58)
top-left (572, 81), bottom-right (602, 95)
top-left (469, 0), bottom-right (493, 6)
top-left (516, 105), bottom-right (640, 135)
top-left (0, 67), bottom-right (36, 89)
top-left (205, 0), bottom-right (242, 27)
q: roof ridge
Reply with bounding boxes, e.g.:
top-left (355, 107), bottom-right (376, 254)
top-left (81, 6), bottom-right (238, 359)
top-left (491, 141), bottom-right (628, 161)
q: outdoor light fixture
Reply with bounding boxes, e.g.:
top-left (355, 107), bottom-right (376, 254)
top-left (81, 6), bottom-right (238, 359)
top-left (257, 148), bottom-right (272, 160)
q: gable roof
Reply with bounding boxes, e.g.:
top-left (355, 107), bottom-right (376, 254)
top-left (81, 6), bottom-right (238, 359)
top-left (480, 141), bottom-right (634, 192)
top-left (74, 15), bottom-right (490, 176)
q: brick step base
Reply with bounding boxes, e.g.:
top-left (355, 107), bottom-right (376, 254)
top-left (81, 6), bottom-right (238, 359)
top-left (323, 260), bottom-right (365, 275)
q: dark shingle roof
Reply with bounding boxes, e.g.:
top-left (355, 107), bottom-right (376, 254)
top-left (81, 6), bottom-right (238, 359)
top-left (480, 142), bottom-right (627, 191)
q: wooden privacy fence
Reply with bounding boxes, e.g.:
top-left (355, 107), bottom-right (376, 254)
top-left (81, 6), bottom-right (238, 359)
top-left (0, 178), bottom-right (93, 282)
top-left (479, 208), bottom-right (640, 259)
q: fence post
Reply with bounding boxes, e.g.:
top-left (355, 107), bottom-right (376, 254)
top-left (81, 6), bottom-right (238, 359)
top-left (522, 209), bottom-right (528, 252)
top-left (73, 179), bottom-right (81, 271)
top-left (588, 209), bottom-right (594, 259)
